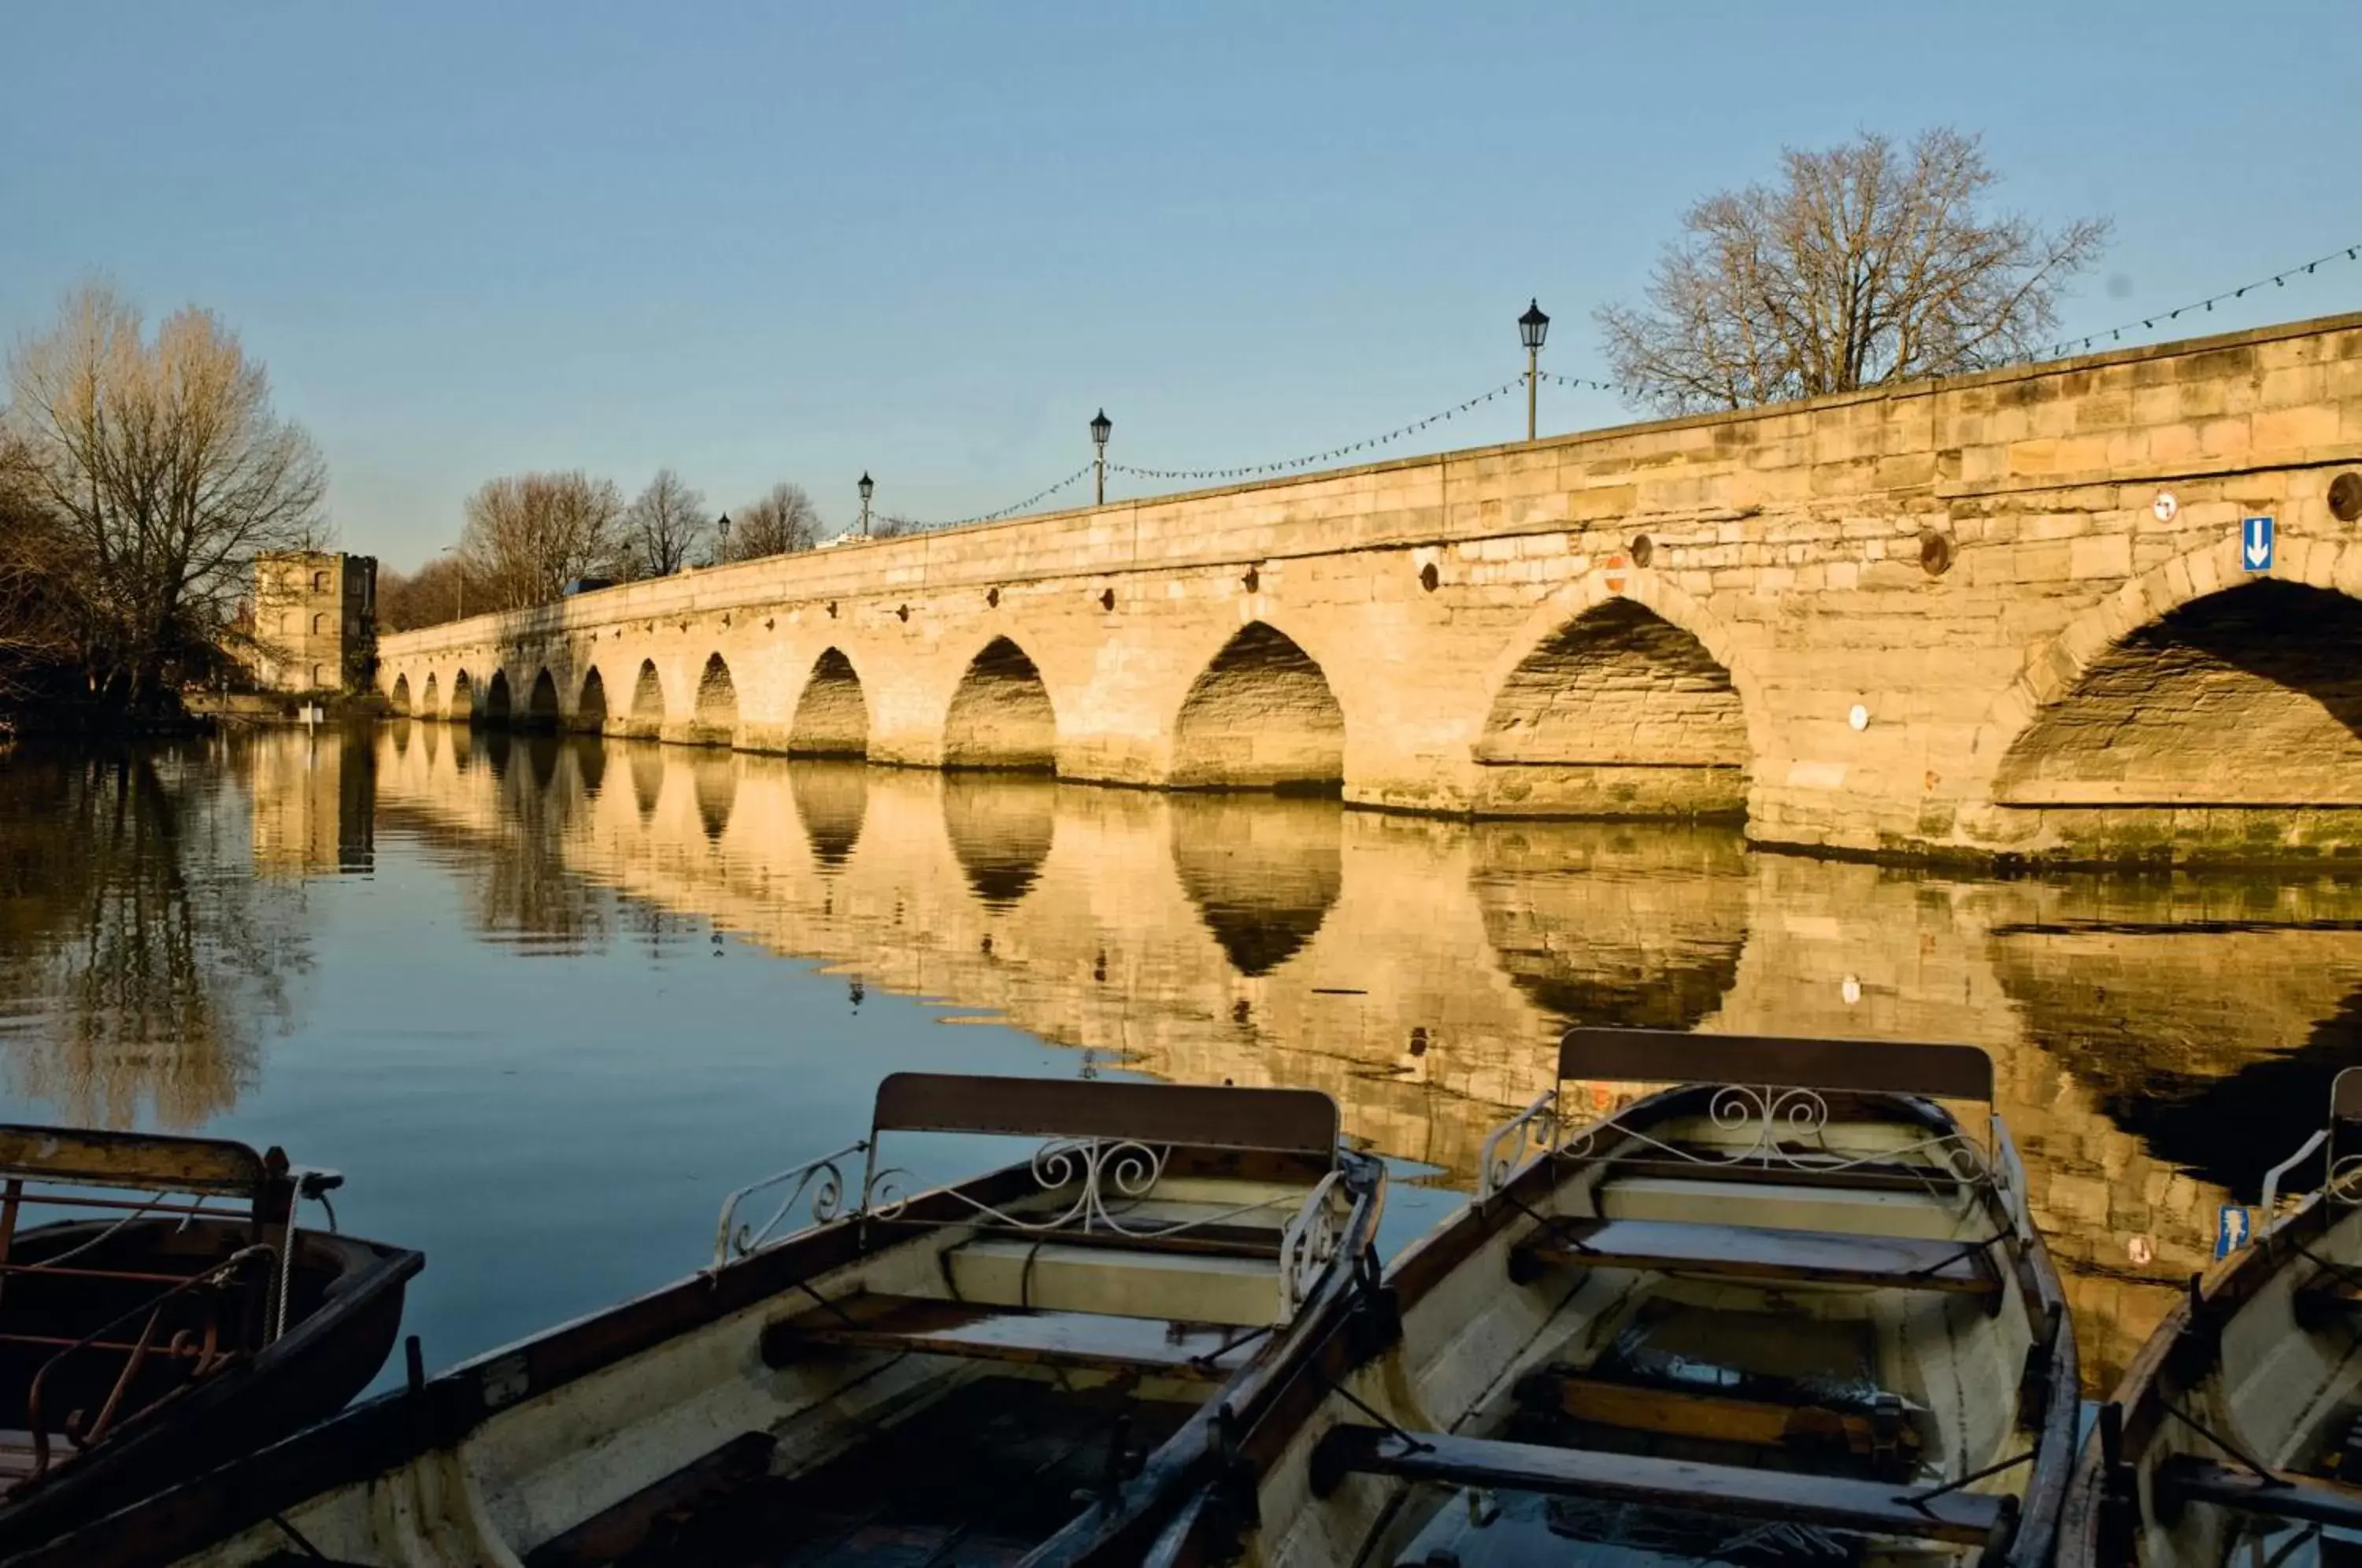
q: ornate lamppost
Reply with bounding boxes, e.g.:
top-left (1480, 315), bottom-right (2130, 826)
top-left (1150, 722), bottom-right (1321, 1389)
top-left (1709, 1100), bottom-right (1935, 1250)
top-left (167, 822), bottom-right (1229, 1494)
top-left (1519, 298), bottom-right (1550, 442)
top-left (858, 472), bottom-right (874, 538)
top-left (1090, 409), bottom-right (1112, 505)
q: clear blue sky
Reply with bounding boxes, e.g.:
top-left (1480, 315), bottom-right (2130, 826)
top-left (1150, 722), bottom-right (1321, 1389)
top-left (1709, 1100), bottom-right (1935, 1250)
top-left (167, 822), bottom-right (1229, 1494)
top-left (7, 2), bottom-right (2356, 570)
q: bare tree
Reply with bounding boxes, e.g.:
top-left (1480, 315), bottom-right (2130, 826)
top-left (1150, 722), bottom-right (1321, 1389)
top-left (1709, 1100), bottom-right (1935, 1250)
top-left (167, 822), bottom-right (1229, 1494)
top-left (868, 513), bottom-right (924, 540)
top-left (621, 468), bottom-right (710, 579)
top-left (1596, 128), bottom-right (2109, 413)
top-left (722, 482), bottom-right (821, 561)
top-left (4, 283), bottom-right (328, 708)
top-left (0, 432), bottom-right (83, 708)
top-left (457, 472), bottom-right (625, 611)
top-left (376, 557), bottom-right (473, 631)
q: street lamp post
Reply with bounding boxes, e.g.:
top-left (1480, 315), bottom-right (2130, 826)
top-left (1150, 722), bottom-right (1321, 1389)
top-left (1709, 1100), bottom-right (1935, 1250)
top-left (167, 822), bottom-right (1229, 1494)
top-left (858, 472), bottom-right (874, 538)
top-left (717, 512), bottom-right (731, 564)
top-left (439, 544), bottom-right (465, 619)
top-left (1090, 409), bottom-right (1112, 506)
top-left (1519, 298), bottom-right (1550, 442)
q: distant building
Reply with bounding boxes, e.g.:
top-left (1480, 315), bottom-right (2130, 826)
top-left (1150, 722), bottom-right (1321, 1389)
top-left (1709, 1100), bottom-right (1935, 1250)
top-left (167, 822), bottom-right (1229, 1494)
top-left (254, 551), bottom-right (377, 693)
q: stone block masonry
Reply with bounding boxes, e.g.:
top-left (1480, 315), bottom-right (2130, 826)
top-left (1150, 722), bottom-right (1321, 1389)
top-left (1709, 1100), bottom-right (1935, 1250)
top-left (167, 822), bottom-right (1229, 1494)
top-left (377, 312), bottom-right (2362, 865)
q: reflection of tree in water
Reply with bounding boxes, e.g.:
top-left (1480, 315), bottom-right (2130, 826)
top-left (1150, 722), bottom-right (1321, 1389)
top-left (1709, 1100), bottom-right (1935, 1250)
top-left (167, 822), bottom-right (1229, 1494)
top-left (788, 761), bottom-right (868, 871)
top-left (1168, 794), bottom-right (1342, 977)
top-left (0, 746), bottom-right (307, 1128)
top-left (942, 775), bottom-right (1055, 910)
top-left (1995, 923), bottom-right (2362, 1200)
top-left (1470, 821), bottom-right (1749, 1030)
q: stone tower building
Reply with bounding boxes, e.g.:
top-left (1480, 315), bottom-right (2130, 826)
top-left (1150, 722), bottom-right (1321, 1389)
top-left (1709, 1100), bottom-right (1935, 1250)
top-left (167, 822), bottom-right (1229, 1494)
top-left (254, 551), bottom-right (376, 693)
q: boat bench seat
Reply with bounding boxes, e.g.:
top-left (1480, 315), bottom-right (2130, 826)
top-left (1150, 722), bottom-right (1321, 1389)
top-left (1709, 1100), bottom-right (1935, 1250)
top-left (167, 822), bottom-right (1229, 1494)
top-left (761, 1292), bottom-right (1264, 1381)
top-left (1511, 1217), bottom-right (2000, 1296)
top-left (939, 1237), bottom-right (1285, 1326)
top-left (2157, 1456), bottom-right (2362, 1529)
top-left (1309, 1426), bottom-right (2015, 1547)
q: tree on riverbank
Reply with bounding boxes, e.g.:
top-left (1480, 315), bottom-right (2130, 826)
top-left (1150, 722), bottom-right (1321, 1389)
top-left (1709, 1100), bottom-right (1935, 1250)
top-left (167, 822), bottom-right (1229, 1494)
top-left (721, 482), bottom-right (821, 561)
top-left (2, 284), bottom-right (328, 714)
top-left (457, 471), bottom-right (626, 612)
top-left (1597, 128), bottom-right (2109, 413)
top-left (621, 468), bottom-right (711, 579)
top-left (376, 557), bottom-right (473, 631)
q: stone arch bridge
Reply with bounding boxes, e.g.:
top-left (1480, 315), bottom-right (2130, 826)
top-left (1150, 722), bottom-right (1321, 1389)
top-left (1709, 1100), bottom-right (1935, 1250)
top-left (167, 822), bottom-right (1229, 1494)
top-left (377, 313), bottom-right (2362, 864)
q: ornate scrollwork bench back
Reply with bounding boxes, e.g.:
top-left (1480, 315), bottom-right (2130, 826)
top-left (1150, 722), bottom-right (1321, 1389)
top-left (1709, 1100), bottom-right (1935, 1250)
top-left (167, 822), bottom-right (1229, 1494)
top-left (716, 1075), bottom-right (1351, 1320)
top-left (1477, 1027), bottom-right (2024, 1232)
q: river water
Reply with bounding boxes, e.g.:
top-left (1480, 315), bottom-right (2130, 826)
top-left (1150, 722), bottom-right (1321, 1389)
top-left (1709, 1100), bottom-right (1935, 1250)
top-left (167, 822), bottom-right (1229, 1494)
top-left (2, 725), bottom-right (2356, 1396)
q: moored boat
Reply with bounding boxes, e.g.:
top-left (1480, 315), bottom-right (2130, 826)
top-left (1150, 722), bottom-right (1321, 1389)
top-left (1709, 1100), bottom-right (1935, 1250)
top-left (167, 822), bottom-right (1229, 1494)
top-left (1126, 1027), bottom-right (2078, 1567)
top-left (0, 1126), bottom-right (420, 1554)
top-left (2058, 1067), bottom-right (2362, 1568)
top-left (14, 1071), bottom-right (1383, 1567)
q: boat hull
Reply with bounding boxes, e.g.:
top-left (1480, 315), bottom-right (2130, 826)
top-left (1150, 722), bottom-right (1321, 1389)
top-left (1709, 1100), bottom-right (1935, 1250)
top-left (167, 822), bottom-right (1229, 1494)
top-left (0, 1220), bottom-right (420, 1554)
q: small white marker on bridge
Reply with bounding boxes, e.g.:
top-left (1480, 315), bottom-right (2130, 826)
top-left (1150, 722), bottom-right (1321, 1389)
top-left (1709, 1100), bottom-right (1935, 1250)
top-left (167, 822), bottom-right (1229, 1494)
top-left (1847, 704), bottom-right (1870, 732)
top-left (2151, 490), bottom-right (2178, 523)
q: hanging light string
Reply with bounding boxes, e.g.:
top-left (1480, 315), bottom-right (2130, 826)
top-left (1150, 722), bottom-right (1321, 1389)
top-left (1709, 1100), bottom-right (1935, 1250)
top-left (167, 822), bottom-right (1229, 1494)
top-left (893, 242), bottom-right (2358, 528)
top-left (1107, 379), bottom-right (1523, 484)
top-left (907, 464), bottom-right (1095, 531)
top-left (2041, 241), bottom-right (2362, 358)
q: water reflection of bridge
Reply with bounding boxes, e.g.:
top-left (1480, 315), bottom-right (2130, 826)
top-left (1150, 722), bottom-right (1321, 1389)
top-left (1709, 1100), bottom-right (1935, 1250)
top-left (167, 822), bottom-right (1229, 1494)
top-left (365, 725), bottom-right (2362, 1389)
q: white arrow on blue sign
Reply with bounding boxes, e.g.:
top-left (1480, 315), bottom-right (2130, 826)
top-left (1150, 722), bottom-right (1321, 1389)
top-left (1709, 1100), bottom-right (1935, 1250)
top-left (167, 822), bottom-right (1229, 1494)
top-left (2243, 515), bottom-right (2275, 573)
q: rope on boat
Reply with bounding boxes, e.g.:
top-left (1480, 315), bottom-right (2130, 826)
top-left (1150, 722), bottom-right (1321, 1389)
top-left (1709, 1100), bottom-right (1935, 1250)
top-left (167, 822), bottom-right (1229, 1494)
top-left (268, 1511), bottom-right (330, 1560)
top-left (1305, 1363), bottom-right (1432, 1454)
top-left (1890, 1447), bottom-right (2036, 1514)
top-left (2160, 1400), bottom-right (2285, 1486)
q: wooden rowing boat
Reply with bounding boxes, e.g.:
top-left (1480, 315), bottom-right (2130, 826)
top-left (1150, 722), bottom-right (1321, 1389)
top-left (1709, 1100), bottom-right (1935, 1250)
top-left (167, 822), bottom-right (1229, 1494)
top-left (14, 1072), bottom-right (1383, 1566)
top-left (1117, 1028), bottom-right (2078, 1567)
top-left (2058, 1067), bottom-right (2362, 1567)
top-left (0, 1126), bottom-right (420, 1554)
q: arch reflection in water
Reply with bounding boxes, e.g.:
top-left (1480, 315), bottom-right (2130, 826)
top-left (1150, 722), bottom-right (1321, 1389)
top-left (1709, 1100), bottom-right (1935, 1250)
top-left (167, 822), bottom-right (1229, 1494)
top-left (942, 773), bottom-right (1055, 909)
top-left (691, 754), bottom-right (736, 842)
top-left (1470, 820), bottom-right (1749, 1030)
top-left (1167, 793), bottom-right (1342, 977)
top-left (789, 760), bottom-right (868, 870)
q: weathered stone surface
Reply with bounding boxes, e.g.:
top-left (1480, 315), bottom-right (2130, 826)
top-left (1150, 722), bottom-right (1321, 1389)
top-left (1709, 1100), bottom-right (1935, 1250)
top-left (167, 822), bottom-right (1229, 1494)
top-left (379, 313), bottom-right (2362, 864)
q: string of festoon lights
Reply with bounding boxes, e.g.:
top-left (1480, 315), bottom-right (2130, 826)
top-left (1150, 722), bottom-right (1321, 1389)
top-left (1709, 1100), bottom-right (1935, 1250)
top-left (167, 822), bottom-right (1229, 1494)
top-left (1106, 379), bottom-right (1525, 484)
top-left (2039, 240), bottom-right (2362, 358)
top-left (890, 241), bottom-right (2360, 531)
top-left (905, 464), bottom-right (1098, 530)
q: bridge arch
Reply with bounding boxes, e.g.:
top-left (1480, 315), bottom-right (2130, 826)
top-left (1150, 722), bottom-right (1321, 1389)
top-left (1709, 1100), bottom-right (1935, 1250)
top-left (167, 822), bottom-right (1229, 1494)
top-left (420, 672), bottom-right (440, 719)
top-left (628, 660), bottom-right (665, 737)
top-left (525, 669), bottom-right (560, 730)
top-left (1171, 620), bottom-right (1345, 791)
top-left (575, 667), bottom-right (609, 733)
top-left (789, 648), bottom-right (868, 757)
top-left (691, 653), bottom-right (739, 745)
top-left (943, 637), bottom-right (1057, 771)
top-left (448, 669), bottom-right (474, 722)
top-left (389, 673), bottom-right (411, 716)
top-left (1475, 592), bottom-right (1750, 819)
top-left (1977, 534), bottom-right (2362, 860)
top-left (484, 669), bottom-right (514, 724)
